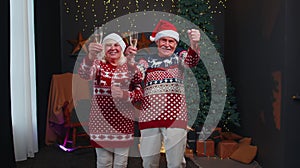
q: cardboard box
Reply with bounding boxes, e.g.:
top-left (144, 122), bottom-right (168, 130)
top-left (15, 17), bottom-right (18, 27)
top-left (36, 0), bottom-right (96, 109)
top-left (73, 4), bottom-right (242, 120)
top-left (196, 139), bottom-right (215, 157)
top-left (217, 140), bottom-right (238, 159)
top-left (185, 148), bottom-right (194, 159)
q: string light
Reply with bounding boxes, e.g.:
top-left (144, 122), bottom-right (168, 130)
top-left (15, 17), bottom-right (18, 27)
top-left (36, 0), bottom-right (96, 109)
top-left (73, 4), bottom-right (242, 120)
top-left (63, 0), bottom-right (178, 32)
top-left (64, 0), bottom-right (227, 32)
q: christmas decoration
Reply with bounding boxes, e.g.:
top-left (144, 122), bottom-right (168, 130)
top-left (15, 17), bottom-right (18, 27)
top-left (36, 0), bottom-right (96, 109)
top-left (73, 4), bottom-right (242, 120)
top-left (176, 0), bottom-right (240, 132)
top-left (229, 137), bottom-right (258, 164)
top-left (63, 0), bottom-right (177, 33)
top-left (67, 32), bottom-right (88, 55)
top-left (217, 140), bottom-right (239, 159)
top-left (185, 148), bottom-right (194, 159)
top-left (196, 139), bottom-right (215, 157)
top-left (137, 33), bottom-right (152, 50)
top-left (63, 0), bottom-right (239, 131)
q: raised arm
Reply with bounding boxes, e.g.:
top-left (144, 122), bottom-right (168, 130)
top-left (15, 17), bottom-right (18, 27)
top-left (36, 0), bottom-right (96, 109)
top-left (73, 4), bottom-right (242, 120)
top-left (179, 29), bottom-right (201, 67)
top-left (78, 42), bottom-right (103, 80)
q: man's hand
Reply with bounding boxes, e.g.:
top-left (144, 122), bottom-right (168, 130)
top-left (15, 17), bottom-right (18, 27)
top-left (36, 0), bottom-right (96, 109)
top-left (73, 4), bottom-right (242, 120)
top-left (187, 29), bottom-right (200, 50)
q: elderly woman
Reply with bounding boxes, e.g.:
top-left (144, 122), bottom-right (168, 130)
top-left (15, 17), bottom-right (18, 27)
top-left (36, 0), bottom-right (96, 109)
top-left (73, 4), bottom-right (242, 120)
top-left (78, 33), bottom-right (143, 168)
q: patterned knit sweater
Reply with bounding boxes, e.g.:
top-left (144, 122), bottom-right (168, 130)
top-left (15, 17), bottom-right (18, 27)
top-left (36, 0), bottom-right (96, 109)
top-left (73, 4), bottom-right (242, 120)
top-left (78, 57), bottom-right (143, 148)
top-left (138, 48), bottom-right (200, 130)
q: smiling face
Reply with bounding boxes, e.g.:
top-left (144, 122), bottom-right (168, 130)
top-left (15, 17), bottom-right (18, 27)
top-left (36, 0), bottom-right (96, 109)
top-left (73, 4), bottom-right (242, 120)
top-left (104, 39), bottom-right (122, 63)
top-left (156, 37), bottom-right (178, 57)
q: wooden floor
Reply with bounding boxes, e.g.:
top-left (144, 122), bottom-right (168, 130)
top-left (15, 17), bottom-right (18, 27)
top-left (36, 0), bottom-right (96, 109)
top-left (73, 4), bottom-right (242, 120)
top-left (191, 157), bottom-right (262, 168)
top-left (16, 145), bottom-right (261, 168)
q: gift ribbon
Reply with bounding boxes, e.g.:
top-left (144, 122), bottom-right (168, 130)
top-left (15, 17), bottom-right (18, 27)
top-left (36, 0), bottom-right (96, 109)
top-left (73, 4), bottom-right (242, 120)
top-left (204, 141), bottom-right (207, 155)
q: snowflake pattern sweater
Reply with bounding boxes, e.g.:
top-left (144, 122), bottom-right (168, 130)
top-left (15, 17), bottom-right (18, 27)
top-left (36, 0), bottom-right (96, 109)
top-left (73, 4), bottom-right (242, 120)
top-left (138, 48), bottom-right (200, 130)
top-left (78, 57), bottom-right (143, 148)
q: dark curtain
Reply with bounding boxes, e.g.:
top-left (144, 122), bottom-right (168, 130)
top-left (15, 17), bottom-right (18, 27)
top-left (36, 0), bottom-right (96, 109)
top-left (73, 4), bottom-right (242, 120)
top-left (0, 0), bottom-right (16, 167)
top-left (34, 0), bottom-right (62, 148)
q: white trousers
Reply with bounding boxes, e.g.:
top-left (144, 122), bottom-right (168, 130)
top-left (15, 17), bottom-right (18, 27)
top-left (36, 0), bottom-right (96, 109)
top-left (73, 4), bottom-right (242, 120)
top-left (95, 147), bottom-right (130, 168)
top-left (140, 128), bottom-right (187, 168)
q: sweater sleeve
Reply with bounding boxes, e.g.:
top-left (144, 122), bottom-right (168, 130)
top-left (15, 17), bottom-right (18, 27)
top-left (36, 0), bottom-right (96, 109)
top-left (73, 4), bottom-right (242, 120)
top-left (127, 64), bottom-right (144, 109)
top-left (78, 56), bottom-right (97, 80)
top-left (178, 47), bottom-right (200, 67)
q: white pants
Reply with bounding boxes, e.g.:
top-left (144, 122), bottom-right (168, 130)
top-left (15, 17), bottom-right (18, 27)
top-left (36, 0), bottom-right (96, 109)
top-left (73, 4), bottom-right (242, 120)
top-left (95, 147), bottom-right (130, 168)
top-left (140, 128), bottom-right (187, 168)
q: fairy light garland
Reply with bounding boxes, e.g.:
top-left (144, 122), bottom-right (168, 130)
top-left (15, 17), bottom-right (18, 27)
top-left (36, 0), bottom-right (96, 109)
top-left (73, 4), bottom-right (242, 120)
top-left (64, 0), bottom-right (227, 32)
top-left (63, 0), bottom-right (92, 32)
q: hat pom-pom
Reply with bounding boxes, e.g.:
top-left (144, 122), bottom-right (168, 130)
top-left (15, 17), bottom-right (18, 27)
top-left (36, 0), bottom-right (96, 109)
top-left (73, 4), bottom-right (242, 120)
top-left (149, 36), bottom-right (155, 42)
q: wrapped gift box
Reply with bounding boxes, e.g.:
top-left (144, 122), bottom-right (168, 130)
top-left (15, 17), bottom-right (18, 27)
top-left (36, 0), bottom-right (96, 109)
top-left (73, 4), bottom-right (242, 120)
top-left (185, 148), bottom-right (194, 159)
top-left (217, 140), bottom-right (239, 159)
top-left (196, 139), bottom-right (215, 157)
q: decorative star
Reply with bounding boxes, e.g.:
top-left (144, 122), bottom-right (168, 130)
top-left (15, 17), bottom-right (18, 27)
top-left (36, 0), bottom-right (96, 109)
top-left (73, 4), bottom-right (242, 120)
top-left (138, 33), bottom-right (152, 51)
top-left (67, 32), bottom-right (88, 55)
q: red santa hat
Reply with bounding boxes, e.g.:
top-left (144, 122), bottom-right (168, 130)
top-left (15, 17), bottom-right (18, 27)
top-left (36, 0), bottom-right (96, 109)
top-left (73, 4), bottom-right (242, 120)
top-left (150, 20), bottom-right (179, 42)
top-left (102, 33), bottom-right (126, 52)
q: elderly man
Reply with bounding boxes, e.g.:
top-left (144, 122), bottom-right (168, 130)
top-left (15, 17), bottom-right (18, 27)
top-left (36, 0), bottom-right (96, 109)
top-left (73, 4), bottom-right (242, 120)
top-left (126, 20), bottom-right (201, 168)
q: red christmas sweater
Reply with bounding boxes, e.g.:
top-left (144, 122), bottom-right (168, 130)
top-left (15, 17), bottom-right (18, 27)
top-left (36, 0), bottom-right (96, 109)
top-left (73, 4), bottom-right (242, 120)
top-left (78, 57), bottom-right (143, 148)
top-left (138, 48), bottom-right (200, 130)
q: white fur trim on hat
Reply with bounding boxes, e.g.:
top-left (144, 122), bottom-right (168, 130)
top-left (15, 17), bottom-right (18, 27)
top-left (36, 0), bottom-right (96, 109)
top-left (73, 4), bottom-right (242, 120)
top-left (150, 36), bottom-right (155, 42)
top-left (153, 30), bottom-right (179, 42)
top-left (102, 33), bottom-right (126, 52)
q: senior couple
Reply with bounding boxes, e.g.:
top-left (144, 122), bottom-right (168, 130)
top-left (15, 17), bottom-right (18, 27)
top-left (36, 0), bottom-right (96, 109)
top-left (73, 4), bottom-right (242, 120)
top-left (78, 20), bottom-right (201, 168)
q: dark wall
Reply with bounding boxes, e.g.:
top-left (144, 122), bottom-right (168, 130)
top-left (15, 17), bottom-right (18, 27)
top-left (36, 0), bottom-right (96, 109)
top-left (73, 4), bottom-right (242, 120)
top-left (225, 0), bottom-right (291, 167)
top-left (34, 0), bottom-right (62, 147)
top-left (59, 0), bottom-right (178, 73)
top-left (1, 0), bottom-right (16, 167)
top-left (282, 0), bottom-right (300, 167)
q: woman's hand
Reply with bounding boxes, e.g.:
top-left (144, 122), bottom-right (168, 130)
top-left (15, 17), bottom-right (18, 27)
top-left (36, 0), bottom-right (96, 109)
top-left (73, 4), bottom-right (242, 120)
top-left (111, 85), bottom-right (124, 98)
top-left (125, 45), bottom-right (137, 56)
top-left (88, 42), bottom-right (103, 60)
top-left (124, 46), bottom-right (137, 64)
